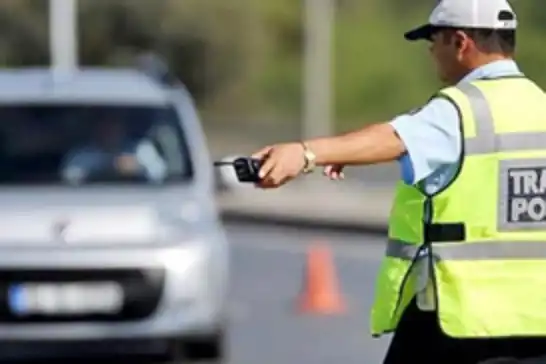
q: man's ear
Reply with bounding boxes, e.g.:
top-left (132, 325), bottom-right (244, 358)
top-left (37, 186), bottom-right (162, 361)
top-left (453, 30), bottom-right (471, 52)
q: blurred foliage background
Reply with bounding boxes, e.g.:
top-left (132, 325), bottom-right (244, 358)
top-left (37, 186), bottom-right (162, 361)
top-left (0, 0), bottom-right (543, 153)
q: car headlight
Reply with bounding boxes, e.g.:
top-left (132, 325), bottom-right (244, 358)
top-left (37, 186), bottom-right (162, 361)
top-left (159, 243), bottom-right (206, 274)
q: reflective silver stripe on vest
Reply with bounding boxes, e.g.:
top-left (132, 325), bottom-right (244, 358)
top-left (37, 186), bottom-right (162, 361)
top-left (454, 83), bottom-right (546, 155)
top-left (456, 83), bottom-right (495, 155)
top-left (386, 239), bottom-right (421, 260)
top-left (387, 239), bottom-right (546, 261)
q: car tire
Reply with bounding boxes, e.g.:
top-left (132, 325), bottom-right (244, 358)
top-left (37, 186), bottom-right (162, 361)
top-left (169, 327), bottom-right (227, 363)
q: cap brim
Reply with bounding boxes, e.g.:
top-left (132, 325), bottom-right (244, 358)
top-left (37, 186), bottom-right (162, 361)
top-left (404, 24), bottom-right (434, 41)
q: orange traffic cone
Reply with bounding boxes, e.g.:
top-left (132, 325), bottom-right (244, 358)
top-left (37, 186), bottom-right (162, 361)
top-left (297, 242), bottom-right (346, 314)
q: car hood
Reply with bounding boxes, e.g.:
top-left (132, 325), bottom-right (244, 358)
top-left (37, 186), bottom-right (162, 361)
top-left (0, 186), bottom-right (209, 246)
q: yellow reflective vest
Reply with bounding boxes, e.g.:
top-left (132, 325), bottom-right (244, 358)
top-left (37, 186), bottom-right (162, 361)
top-left (371, 77), bottom-right (546, 338)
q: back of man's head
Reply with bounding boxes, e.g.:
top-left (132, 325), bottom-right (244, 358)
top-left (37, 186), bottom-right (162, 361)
top-left (404, 0), bottom-right (517, 56)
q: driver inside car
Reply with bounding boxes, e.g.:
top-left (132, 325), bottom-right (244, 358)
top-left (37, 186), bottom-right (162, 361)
top-left (60, 116), bottom-right (167, 184)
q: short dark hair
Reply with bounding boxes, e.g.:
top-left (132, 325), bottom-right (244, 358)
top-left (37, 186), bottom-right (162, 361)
top-left (464, 28), bottom-right (516, 55)
top-left (438, 27), bottom-right (516, 55)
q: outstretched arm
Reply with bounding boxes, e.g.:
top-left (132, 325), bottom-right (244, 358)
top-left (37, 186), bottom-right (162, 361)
top-left (253, 97), bottom-right (462, 188)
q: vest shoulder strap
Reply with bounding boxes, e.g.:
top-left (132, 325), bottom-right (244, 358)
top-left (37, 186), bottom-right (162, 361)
top-left (433, 86), bottom-right (477, 139)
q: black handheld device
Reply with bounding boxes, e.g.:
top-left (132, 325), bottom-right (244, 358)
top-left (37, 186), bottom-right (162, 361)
top-left (214, 157), bottom-right (263, 183)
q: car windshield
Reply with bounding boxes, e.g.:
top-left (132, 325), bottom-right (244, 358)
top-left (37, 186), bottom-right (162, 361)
top-left (0, 104), bottom-right (193, 185)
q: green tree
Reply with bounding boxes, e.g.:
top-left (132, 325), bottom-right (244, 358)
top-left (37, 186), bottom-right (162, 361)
top-left (0, 0), bottom-right (543, 131)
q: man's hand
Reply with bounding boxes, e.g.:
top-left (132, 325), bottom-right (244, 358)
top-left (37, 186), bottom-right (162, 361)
top-left (251, 143), bottom-right (306, 189)
top-left (323, 164), bottom-right (345, 180)
top-left (115, 154), bottom-right (139, 174)
top-left (249, 122), bottom-right (405, 188)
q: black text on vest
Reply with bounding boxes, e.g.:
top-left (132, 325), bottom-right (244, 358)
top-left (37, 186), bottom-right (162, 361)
top-left (508, 167), bottom-right (546, 222)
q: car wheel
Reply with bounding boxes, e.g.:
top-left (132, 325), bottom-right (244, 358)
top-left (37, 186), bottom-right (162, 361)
top-left (170, 327), bottom-right (227, 363)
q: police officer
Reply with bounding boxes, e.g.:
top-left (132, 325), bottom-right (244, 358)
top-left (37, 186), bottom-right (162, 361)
top-left (252, 0), bottom-right (546, 362)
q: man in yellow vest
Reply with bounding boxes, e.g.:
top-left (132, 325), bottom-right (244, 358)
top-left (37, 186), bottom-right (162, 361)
top-left (252, 0), bottom-right (546, 362)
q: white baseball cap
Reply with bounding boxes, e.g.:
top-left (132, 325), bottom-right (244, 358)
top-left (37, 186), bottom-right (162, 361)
top-left (404, 0), bottom-right (517, 41)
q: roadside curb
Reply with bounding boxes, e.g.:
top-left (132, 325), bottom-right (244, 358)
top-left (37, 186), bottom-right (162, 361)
top-left (220, 209), bottom-right (388, 234)
top-left (216, 179), bottom-right (392, 235)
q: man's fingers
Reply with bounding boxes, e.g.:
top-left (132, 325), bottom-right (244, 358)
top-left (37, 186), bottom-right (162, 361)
top-left (252, 146), bottom-right (273, 161)
top-left (252, 146), bottom-right (274, 186)
top-left (256, 168), bottom-right (277, 188)
top-left (259, 169), bottom-right (287, 189)
top-left (323, 164), bottom-right (345, 180)
top-left (258, 157), bottom-right (276, 179)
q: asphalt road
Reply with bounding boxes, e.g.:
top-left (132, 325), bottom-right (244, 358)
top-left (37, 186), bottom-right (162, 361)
top-left (225, 222), bottom-right (391, 364)
top-left (5, 222), bottom-right (392, 364)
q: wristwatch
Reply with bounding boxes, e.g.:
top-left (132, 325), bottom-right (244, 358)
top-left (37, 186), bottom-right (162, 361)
top-left (301, 142), bottom-right (317, 174)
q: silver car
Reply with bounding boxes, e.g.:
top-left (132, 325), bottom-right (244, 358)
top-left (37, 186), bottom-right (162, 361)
top-left (0, 59), bottom-right (229, 362)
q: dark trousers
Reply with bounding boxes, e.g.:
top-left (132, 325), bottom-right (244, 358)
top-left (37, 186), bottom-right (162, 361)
top-left (383, 299), bottom-right (546, 364)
